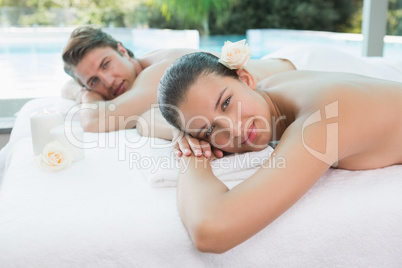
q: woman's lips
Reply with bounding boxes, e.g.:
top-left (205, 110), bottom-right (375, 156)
top-left (243, 123), bottom-right (257, 145)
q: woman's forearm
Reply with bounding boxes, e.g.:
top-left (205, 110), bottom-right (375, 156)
top-left (177, 155), bottom-right (230, 253)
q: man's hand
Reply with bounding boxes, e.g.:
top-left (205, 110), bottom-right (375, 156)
top-left (61, 79), bottom-right (85, 101)
top-left (75, 87), bottom-right (88, 104)
top-left (172, 129), bottom-right (224, 159)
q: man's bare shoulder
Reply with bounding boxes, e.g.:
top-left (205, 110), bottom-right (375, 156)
top-left (130, 50), bottom-right (196, 93)
top-left (138, 48), bottom-right (200, 67)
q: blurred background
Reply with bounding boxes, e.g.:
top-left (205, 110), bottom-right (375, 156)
top-left (1, 0), bottom-right (401, 35)
top-left (1, 0), bottom-right (401, 99)
top-left (0, 0), bottom-right (401, 148)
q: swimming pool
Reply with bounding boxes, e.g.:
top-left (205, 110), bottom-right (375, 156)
top-left (0, 28), bottom-right (245, 100)
top-left (1, 27), bottom-right (402, 100)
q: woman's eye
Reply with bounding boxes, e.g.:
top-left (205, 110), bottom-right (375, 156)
top-left (103, 61), bottom-right (110, 69)
top-left (205, 126), bottom-right (214, 138)
top-left (222, 96), bottom-right (231, 110)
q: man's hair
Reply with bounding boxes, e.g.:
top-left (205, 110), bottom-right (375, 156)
top-left (158, 52), bottom-right (239, 130)
top-left (62, 26), bottom-right (134, 82)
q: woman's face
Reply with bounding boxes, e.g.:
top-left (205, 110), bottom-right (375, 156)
top-left (178, 72), bottom-right (272, 153)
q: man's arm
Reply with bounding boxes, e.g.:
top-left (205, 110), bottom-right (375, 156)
top-left (61, 79), bottom-right (84, 101)
top-left (61, 79), bottom-right (116, 132)
top-left (78, 49), bottom-right (208, 133)
top-left (136, 107), bottom-right (176, 140)
top-left (79, 60), bottom-right (170, 132)
top-left (78, 90), bottom-right (107, 132)
top-left (79, 87), bottom-right (155, 132)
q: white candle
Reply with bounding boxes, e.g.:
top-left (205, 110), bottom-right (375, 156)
top-left (30, 110), bottom-right (64, 155)
top-left (49, 125), bottom-right (85, 162)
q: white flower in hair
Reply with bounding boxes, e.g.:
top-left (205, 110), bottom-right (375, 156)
top-left (218, 39), bottom-right (251, 70)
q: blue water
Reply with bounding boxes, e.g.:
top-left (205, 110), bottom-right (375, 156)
top-left (0, 35), bottom-right (245, 55)
top-left (0, 34), bottom-right (248, 99)
top-left (1, 29), bottom-right (401, 99)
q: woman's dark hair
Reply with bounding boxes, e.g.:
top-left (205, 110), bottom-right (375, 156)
top-left (158, 52), bottom-right (239, 130)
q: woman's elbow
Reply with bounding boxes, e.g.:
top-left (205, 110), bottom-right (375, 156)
top-left (191, 219), bottom-right (234, 254)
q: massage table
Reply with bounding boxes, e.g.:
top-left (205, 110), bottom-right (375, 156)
top-left (1, 45), bottom-right (402, 267)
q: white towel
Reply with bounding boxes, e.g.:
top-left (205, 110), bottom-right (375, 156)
top-left (136, 137), bottom-right (274, 187)
top-left (1, 130), bottom-right (402, 267)
top-left (263, 44), bottom-right (402, 83)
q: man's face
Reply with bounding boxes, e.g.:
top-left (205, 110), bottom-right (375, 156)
top-left (74, 44), bottom-right (137, 100)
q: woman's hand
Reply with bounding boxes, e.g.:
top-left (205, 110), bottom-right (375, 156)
top-left (172, 129), bottom-right (224, 159)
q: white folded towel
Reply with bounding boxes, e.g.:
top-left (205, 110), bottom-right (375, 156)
top-left (136, 137), bottom-right (274, 187)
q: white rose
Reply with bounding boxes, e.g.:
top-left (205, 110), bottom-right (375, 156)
top-left (37, 140), bottom-right (73, 172)
top-left (218, 39), bottom-right (251, 70)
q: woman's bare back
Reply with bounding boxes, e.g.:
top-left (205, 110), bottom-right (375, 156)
top-left (260, 70), bottom-right (402, 170)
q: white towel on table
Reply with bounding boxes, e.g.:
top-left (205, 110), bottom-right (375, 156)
top-left (2, 124), bottom-right (402, 266)
top-left (136, 137), bottom-right (274, 187)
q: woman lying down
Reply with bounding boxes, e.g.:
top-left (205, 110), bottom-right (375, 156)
top-left (157, 51), bottom-right (402, 253)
